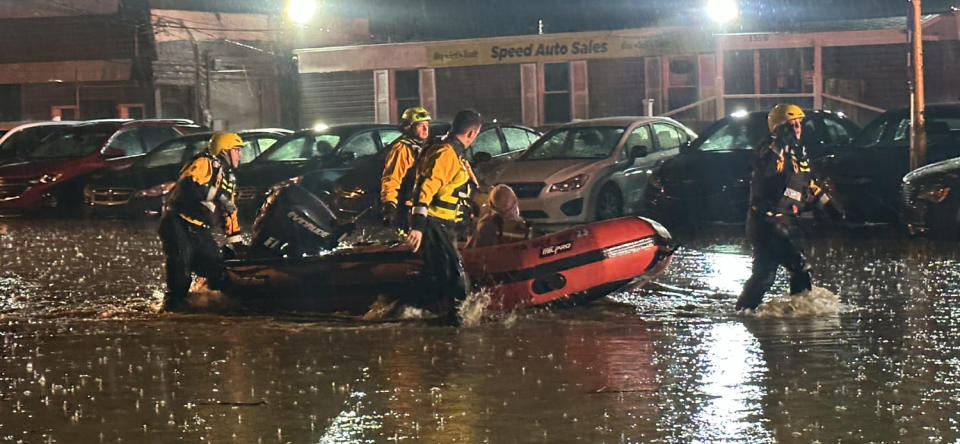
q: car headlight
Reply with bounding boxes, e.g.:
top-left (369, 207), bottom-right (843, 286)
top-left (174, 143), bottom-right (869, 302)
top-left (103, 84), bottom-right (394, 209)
top-left (917, 185), bottom-right (951, 203)
top-left (548, 174), bottom-right (589, 192)
top-left (28, 173), bottom-right (62, 185)
top-left (135, 181), bottom-right (175, 198)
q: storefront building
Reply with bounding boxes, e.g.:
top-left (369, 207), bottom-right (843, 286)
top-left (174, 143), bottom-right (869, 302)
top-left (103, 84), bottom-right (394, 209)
top-left (294, 27), bottom-right (715, 129)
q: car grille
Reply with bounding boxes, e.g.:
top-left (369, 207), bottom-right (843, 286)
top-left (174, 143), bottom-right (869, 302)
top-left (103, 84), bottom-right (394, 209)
top-left (506, 182), bottom-right (545, 199)
top-left (0, 183), bottom-right (28, 200)
top-left (86, 187), bottom-right (135, 205)
top-left (235, 186), bottom-right (261, 201)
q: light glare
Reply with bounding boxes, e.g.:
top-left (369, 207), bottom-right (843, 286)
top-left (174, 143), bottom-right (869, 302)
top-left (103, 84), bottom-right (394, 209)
top-left (706, 0), bottom-right (739, 24)
top-left (288, 0), bottom-right (316, 24)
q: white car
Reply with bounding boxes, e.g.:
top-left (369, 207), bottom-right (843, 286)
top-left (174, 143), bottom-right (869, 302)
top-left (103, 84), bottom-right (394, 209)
top-left (487, 116), bottom-right (696, 226)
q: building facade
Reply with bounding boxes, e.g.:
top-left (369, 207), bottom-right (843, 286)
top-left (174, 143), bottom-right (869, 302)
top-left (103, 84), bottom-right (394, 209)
top-left (0, 0), bottom-right (154, 122)
top-left (295, 11), bottom-right (960, 130)
top-left (294, 28), bottom-right (716, 129)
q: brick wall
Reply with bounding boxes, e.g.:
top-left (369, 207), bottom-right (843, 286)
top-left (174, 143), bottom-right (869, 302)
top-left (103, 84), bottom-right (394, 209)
top-left (823, 44), bottom-right (909, 111)
top-left (587, 57), bottom-right (644, 118)
top-left (435, 64), bottom-right (521, 123)
top-left (925, 40), bottom-right (960, 105)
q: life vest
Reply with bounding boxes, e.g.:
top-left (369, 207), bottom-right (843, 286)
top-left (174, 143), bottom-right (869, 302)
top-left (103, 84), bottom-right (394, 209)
top-left (413, 139), bottom-right (472, 223)
top-left (168, 152), bottom-right (240, 235)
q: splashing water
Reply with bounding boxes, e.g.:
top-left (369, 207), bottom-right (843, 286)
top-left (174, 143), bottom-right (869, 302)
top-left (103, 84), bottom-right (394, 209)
top-left (457, 288), bottom-right (493, 327)
top-left (746, 286), bottom-right (844, 318)
top-left (185, 278), bottom-right (234, 310)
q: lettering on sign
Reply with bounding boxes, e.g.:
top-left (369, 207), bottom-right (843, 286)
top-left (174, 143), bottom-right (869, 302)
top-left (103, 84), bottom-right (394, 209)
top-left (490, 41), bottom-right (609, 61)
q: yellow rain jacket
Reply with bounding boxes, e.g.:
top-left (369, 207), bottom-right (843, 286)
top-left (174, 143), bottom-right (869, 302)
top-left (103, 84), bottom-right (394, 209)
top-left (169, 153), bottom-right (241, 241)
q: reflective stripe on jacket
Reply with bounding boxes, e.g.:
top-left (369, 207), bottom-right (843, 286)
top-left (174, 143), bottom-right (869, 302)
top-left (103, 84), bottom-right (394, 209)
top-left (413, 138), bottom-right (472, 223)
top-left (169, 153), bottom-right (241, 236)
top-left (380, 136), bottom-right (423, 205)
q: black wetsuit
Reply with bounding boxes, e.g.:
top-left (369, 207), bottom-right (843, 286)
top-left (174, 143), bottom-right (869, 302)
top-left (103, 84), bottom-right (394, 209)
top-left (736, 135), bottom-right (818, 310)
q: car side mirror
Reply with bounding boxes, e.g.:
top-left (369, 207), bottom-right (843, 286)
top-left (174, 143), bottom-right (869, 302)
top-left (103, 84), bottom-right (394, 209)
top-left (630, 145), bottom-right (648, 159)
top-left (102, 147), bottom-right (126, 158)
top-left (472, 151), bottom-right (492, 164)
top-left (679, 140), bottom-right (693, 154)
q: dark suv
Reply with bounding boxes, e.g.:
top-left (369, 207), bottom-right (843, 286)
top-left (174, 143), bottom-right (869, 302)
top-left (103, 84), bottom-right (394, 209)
top-left (814, 103), bottom-right (960, 222)
top-left (0, 119), bottom-right (201, 214)
top-left (644, 109), bottom-right (859, 226)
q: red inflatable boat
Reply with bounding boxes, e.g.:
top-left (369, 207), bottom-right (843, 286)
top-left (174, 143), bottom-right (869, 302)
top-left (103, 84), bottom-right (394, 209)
top-left (462, 216), bottom-right (675, 312)
top-left (220, 216), bottom-right (675, 316)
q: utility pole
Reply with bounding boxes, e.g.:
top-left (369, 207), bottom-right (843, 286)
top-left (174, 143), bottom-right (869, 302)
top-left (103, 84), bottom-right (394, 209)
top-left (908, 0), bottom-right (926, 171)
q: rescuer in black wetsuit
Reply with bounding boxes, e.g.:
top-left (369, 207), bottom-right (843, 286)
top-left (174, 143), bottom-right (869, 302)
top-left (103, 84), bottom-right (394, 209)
top-left (159, 132), bottom-right (244, 311)
top-left (735, 104), bottom-right (837, 311)
top-left (405, 110), bottom-right (482, 323)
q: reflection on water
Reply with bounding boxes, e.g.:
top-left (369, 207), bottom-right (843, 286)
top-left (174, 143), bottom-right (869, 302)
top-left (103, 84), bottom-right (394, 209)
top-left (1, 219), bottom-right (960, 441)
top-left (695, 322), bottom-right (770, 442)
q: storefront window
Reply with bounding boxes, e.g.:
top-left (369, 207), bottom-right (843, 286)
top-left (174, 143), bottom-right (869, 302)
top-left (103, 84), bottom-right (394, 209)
top-left (543, 63), bottom-right (570, 124)
top-left (395, 70), bottom-right (420, 120)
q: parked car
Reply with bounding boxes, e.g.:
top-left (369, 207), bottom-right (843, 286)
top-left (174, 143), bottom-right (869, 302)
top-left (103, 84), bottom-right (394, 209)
top-left (319, 122), bottom-right (540, 222)
top-left (233, 124), bottom-right (399, 215)
top-left (481, 116), bottom-right (697, 226)
top-left (0, 120), bottom-right (79, 164)
top-left (0, 119), bottom-right (201, 215)
top-left (82, 129), bottom-right (291, 217)
top-left (899, 157), bottom-right (960, 238)
top-left (814, 103), bottom-right (960, 223)
top-left (644, 109), bottom-right (859, 225)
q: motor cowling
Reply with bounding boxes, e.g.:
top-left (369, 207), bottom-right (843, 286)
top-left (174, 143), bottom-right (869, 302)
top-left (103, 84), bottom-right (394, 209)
top-left (248, 183), bottom-right (353, 258)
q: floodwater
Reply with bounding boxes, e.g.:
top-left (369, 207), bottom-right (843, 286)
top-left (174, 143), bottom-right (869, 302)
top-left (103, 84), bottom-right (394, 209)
top-left (2, 219), bottom-right (960, 442)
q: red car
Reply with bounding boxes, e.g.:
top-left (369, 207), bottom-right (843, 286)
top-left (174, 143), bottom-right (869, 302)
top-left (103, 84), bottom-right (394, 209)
top-left (0, 119), bottom-right (201, 215)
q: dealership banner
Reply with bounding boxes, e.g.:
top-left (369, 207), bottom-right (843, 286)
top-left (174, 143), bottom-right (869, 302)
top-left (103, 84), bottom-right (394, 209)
top-left (426, 31), bottom-right (709, 67)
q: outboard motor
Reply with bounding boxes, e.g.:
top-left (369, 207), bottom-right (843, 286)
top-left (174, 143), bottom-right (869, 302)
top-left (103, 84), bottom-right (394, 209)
top-left (248, 183), bottom-right (354, 258)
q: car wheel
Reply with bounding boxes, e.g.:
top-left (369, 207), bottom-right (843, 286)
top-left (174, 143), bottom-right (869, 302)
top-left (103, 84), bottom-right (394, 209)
top-left (595, 184), bottom-right (623, 221)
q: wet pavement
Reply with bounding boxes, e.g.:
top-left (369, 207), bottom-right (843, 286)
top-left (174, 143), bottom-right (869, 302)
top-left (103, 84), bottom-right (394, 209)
top-left (1, 218), bottom-right (960, 442)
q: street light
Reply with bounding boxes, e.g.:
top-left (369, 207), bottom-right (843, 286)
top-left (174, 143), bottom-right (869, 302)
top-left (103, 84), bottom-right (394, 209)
top-left (287, 0), bottom-right (316, 24)
top-left (706, 0), bottom-right (739, 25)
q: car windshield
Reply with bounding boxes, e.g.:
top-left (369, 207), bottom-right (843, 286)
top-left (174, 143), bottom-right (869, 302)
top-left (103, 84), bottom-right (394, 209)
top-left (853, 114), bottom-right (895, 147)
top-left (694, 114), bottom-right (768, 151)
top-left (138, 137), bottom-right (208, 168)
top-left (854, 110), bottom-right (960, 147)
top-left (26, 126), bottom-right (114, 159)
top-left (0, 125), bottom-right (69, 159)
top-left (256, 133), bottom-right (341, 162)
top-left (520, 126), bottom-right (624, 160)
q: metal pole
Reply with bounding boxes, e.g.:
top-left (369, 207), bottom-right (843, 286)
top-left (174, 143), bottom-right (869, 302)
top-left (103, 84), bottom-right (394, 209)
top-left (909, 0), bottom-right (926, 171)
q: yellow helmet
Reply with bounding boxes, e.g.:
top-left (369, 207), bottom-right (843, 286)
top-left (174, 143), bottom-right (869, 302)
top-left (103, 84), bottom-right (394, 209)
top-left (767, 104), bottom-right (805, 132)
top-left (208, 131), bottom-right (243, 157)
top-left (400, 106), bottom-right (431, 126)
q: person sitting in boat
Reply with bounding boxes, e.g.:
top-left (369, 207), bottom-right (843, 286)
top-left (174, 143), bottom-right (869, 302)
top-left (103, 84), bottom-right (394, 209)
top-left (466, 184), bottom-right (530, 248)
top-left (158, 132), bottom-right (244, 311)
top-left (406, 109), bottom-right (482, 324)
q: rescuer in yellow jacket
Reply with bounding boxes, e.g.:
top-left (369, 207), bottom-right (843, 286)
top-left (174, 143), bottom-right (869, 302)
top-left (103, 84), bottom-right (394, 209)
top-left (158, 131), bottom-right (244, 311)
top-left (380, 106), bottom-right (432, 228)
top-left (406, 110), bottom-right (482, 323)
